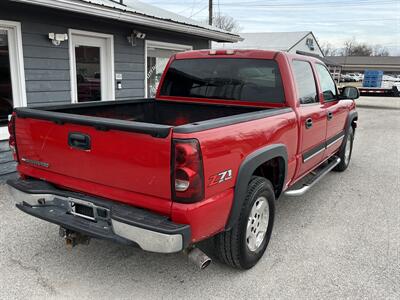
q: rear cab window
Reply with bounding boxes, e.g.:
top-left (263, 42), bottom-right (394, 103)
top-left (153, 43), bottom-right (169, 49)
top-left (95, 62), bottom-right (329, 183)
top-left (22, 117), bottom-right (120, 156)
top-left (159, 58), bottom-right (285, 104)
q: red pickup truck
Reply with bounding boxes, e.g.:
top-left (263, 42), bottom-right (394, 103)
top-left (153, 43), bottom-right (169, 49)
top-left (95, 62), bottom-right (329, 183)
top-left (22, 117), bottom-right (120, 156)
top-left (7, 50), bottom-right (359, 270)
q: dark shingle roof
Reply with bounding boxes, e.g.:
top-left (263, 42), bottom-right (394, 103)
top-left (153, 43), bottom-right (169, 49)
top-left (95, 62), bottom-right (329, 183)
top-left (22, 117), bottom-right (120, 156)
top-left (326, 56), bottom-right (400, 66)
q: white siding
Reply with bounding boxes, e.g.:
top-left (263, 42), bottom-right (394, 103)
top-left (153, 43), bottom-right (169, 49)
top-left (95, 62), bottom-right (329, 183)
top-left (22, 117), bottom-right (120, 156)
top-left (287, 33), bottom-right (323, 56)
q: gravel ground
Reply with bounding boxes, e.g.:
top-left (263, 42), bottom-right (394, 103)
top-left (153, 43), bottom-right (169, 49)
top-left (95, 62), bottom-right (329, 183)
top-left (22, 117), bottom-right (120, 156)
top-left (0, 97), bottom-right (399, 299)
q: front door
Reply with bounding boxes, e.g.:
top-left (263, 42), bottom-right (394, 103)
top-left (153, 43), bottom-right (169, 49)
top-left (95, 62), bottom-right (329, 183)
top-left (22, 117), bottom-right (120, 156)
top-left (0, 21), bottom-right (26, 140)
top-left (291, 60), bottom-right (327, 178)
top-left (315, 63), bottom-right (348, 158)
top-left (69, 30), bottom-right (114, 103)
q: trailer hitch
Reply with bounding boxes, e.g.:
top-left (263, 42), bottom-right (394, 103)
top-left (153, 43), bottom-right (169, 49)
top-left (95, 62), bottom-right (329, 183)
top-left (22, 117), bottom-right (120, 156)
top-left (59, 227), bottom-right (91, 249)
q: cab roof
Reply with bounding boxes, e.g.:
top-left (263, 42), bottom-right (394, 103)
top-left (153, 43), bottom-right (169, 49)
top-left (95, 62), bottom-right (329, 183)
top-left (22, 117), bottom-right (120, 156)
top-left (174, 49), bottom-right (325, 64)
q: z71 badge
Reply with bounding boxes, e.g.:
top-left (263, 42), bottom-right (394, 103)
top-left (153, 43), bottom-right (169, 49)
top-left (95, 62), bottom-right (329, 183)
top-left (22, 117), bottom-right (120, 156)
top-left (208, 169), bottom-right (233, 186)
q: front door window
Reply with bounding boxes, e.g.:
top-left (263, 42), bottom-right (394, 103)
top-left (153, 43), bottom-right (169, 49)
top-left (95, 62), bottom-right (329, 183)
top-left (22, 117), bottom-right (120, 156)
top-left (0, 29), bottom-right (13, 127)
top-left (315, 64), bottom-right (337, 101)
top-left (75, 45), bottom-right (101, 102)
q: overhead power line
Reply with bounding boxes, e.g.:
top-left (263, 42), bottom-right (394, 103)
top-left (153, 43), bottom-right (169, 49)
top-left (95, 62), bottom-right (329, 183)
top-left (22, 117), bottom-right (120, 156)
top-left (189, 4), bottom-right (208, 18)
top-left (242, 18), bottom-right (399, 24)
top-left (215, 0), bottom-right (399, 8)
top-left (149, 0), bottom-right (398, 7)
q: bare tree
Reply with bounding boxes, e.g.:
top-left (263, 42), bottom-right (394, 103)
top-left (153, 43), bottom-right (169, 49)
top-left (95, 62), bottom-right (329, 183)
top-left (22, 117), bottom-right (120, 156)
top-left (319, 39), bottom-right (392, 57)
top-left (321, 42), bottom-right (339, 56)
top-left (342, 39), bottom-right (354, 56)
top-left (351, 44), bottom-right (373, 56)
top-left (372, 45), bottom-right (390, 56)
top-left (342, 39), bottom-right (373, 56)
top-left (212, 14), bottom-right (241, 33)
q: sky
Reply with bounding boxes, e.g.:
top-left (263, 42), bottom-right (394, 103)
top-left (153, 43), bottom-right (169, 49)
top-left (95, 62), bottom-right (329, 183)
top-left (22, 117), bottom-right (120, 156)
top-left (142, 0), bottom-right (400, 55)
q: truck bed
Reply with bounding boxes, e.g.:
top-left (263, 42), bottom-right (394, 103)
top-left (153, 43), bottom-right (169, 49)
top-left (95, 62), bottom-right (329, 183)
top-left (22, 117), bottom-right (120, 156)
top-left (51, 99), bottom-right (265, 126)
top-left (16, 99), bottom-right (284, 138)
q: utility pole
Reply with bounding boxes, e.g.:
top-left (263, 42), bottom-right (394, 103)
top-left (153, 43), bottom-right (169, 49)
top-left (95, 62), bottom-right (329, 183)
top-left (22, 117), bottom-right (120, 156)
top-left (209, 0), bottom-right (213, 25)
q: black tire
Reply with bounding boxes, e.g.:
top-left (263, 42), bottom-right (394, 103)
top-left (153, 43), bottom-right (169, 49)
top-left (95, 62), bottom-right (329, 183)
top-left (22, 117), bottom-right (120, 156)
top-left (334, 127), bottom-right (354, 172)
top-left (214, 176), bottom-right (275, 269)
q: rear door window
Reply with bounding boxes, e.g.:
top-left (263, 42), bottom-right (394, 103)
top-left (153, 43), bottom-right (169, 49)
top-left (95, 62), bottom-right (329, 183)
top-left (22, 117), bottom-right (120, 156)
top-left (292, 60), bottom-right (318, 104)
top-left (160, 58), bottom-right (285, 103)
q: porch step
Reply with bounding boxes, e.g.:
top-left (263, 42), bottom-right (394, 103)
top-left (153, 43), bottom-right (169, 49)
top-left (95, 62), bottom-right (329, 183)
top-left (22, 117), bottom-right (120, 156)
top-left (284, 157), bottom-right (341, 197)
top-left (0, 171), bottom-right (17, 184)
top-left (0, 161), bottom-right (17, 176)
top-left (0, 150), bottom-right (13, 164)
top-left (0, 141), bottom-right (10, 152)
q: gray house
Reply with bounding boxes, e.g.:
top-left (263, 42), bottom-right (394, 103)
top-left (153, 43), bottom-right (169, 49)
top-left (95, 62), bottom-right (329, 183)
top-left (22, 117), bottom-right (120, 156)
top-left (0, 0), bottom-right (240, 179)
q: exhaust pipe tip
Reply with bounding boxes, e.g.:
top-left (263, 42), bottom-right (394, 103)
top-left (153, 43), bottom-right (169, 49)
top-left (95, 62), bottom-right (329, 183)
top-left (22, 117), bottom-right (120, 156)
top-left (187, 247), bottom-right (212, 270)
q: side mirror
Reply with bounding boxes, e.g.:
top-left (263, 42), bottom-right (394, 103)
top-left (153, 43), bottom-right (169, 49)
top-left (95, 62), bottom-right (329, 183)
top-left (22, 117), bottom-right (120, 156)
top-left (342, 86), bottom-right (360, 100)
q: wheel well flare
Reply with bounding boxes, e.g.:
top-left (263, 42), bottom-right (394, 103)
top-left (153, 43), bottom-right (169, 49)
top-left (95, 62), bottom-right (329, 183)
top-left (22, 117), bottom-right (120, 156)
top-left (253, 157), bottom-right (286, 198)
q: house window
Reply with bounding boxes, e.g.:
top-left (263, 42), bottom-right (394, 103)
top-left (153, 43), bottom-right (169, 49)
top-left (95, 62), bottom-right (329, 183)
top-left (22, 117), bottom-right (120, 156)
top-left (0, 21), bottom-right (26, 140)
top-left (306, 38), bottom-right (315, 51)
top-left (145, 41), bottom-right (192, 98)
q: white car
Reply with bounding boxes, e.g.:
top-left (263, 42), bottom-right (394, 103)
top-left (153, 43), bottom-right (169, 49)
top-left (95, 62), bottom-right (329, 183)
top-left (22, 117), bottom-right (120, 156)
top-left (347, 73), bottom-right (363, 82)
top-left (383, 75), bottom-right (400, 82)
top-left (354, 73), bottom-right (364, 81)
top-left (340, 74), bottom-right (355, 82)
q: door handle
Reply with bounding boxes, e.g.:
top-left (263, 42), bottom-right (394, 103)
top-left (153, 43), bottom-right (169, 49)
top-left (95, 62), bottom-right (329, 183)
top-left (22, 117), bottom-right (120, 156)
top-left (305, 118), bottom-right (313, 129)
top-left (327, 112), bottom-right (333, 121)
top-left (68, 132), bottom-right (91, 150)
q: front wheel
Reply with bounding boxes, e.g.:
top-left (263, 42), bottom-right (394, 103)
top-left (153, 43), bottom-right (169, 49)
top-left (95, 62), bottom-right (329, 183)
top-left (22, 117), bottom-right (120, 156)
top-left (214, 176), bottom-right (275, 269)
top-left (334, 127), bottom-right (354, 172)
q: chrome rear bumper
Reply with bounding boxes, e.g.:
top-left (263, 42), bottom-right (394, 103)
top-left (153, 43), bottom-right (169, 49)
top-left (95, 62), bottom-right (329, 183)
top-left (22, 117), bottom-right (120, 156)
top-left (7, 179), bottom-right (190, 254)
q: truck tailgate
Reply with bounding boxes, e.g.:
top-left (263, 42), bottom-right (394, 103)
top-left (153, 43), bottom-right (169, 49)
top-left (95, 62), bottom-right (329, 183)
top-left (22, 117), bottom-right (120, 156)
top-left (14, 113), bottom-right (173, 212)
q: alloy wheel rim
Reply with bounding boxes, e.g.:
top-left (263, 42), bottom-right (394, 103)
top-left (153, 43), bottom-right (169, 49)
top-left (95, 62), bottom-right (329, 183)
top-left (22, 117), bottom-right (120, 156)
top-left (246, 196), bottom-right (269, 252)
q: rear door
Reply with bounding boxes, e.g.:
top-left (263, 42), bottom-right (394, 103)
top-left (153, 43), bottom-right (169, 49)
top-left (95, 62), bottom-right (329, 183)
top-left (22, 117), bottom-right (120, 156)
top-left (315, 63), bottom-right (348, 158)
top-left (291, 60), bottom-right (327, 178)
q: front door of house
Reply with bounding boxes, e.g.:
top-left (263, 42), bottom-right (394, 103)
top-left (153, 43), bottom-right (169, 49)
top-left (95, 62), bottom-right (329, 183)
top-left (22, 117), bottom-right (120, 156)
top-left (69, 30), bottom-right (114, 103)
top-left (0, 21), bottom-right (26, 140)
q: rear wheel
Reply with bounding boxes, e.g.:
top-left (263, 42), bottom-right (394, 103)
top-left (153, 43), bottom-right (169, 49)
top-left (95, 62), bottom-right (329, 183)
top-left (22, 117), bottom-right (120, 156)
top-left (334, 127), bottom-right (354, 172)
top-left (214, 176), bottom-right (275, 269)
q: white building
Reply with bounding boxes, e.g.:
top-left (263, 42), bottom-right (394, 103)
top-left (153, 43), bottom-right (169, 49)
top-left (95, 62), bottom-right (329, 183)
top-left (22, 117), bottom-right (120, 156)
top-left (215, 31), bottom-right (324, 57)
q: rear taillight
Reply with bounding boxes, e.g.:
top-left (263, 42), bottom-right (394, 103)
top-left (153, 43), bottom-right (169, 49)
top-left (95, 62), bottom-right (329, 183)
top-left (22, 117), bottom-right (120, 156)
top-left (172, 139), bottom-right (204, 203)
top-left (8, 112), bottom-right (18, 161)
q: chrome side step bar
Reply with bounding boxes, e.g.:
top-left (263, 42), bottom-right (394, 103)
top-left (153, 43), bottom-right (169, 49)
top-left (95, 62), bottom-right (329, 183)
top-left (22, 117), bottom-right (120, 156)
top-left (284, 157), bottom-right (341, 197)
